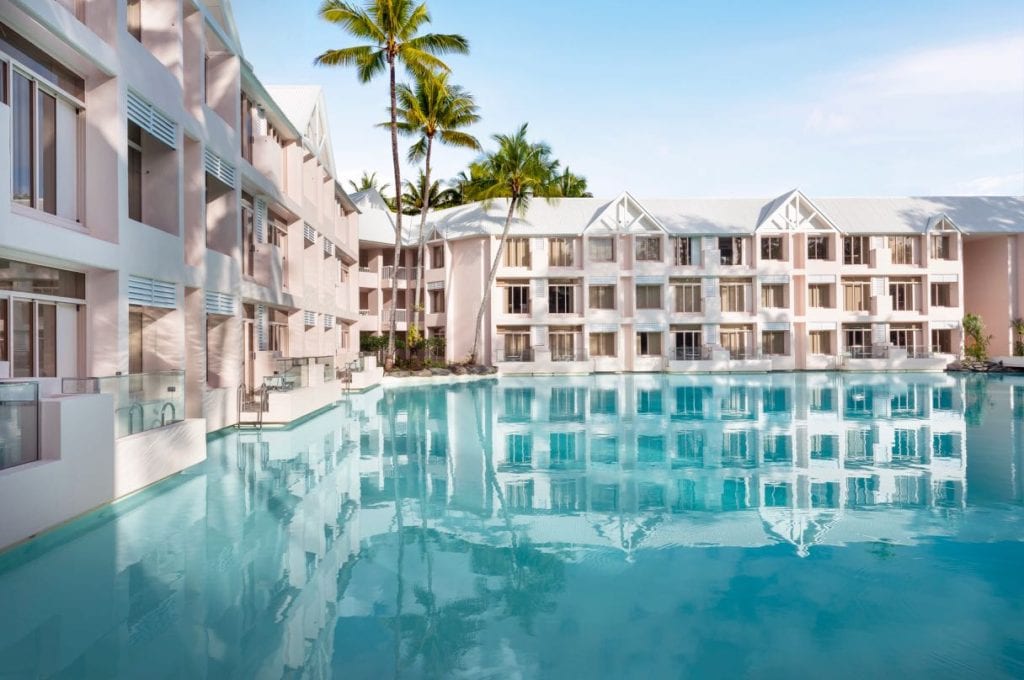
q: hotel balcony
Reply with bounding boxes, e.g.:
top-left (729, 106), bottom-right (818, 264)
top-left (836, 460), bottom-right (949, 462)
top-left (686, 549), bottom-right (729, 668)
top-left (666, 345), bottom-right (771, 373)
top-left (840, 345), bottom-right (949, 372)
top-left (253, 242), bottom-right (287, 291)
top-left (241, 355), bottom-right (343, 426)
top-left (358, 266), bottom-right (379, 289)
top-left (494, 346), bottom-right (593, 375)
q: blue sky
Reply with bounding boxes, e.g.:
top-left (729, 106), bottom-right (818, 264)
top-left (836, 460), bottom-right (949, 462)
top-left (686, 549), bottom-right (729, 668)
top-left (234, 0), bottom-right (1024, 198)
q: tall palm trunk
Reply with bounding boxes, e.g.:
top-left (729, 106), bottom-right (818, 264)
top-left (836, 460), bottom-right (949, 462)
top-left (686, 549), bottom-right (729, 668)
top-left (471, 198), bottom-right (518, 364)
top-left (413, 136), bottom-right (434, 356)
top-left (386, 56), bottom-right (403, 370)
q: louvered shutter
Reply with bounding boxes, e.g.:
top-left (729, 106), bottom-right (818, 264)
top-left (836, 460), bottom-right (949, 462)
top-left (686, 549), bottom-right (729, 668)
top-left (204, 149), bottom-right (236, 186)
top-left (304, 310), bottom-right (317, 327)
top-left (127, 275), bottom-right (176, 309)
top-left (204, 291), bottom-right (237, 316)
top-left (254, 198), bottom-right (267, 243)
top-left (256, 304), bottom-right (268, 351)
top-left (126, 90), bottom-right (177, 148)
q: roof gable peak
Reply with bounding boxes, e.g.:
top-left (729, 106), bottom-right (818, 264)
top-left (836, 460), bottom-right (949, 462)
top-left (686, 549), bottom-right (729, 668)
top-left (756, 189), bottom-right (841, 233)
top-left (585, 192), bottom-right (667, 234)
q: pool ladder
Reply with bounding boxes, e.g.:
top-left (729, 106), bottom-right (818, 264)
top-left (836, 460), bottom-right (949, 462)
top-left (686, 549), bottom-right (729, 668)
top-left (236, 383), bottom-right (269, 429)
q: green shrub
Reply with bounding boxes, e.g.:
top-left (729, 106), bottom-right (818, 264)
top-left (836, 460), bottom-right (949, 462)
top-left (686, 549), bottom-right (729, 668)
top-left (963, 313), bottom-right (991, 361)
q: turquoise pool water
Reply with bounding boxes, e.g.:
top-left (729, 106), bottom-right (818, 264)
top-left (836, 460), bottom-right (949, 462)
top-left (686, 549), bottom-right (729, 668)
top-left (1, 372), bottom-right (1024, 678)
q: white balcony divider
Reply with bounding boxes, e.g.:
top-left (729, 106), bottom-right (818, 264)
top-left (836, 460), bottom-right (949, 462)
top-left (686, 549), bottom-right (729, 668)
top-left (203, 149), bottom-right (236, 186)
top-left (128, 275), bottom-right (176, 309)
top-left (126, 90), bottom-right (177, 148)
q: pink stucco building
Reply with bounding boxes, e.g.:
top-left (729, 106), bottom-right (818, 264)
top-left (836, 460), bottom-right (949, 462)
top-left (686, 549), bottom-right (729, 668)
top-left (357, 190), bottom-right (1024, 372)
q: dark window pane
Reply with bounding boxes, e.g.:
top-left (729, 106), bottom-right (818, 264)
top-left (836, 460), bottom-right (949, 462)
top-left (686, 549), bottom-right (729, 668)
top-left (12, 71), bottom-right (33, 207)
top-left (37, 89), bottom-right (56, 214)
top-left (37, 303), bottom-right (56, 377)
top-left (12, 299), bottom-right (33, 377)
top-left (0, 258), bottom-right (86, 298)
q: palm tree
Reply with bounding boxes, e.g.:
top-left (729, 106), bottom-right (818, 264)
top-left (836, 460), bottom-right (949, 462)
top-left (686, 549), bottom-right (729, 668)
top-left (348, 170), bottom-right (391, 196)
top-left (468, 124), bottom-right (560, 364)
top-left (400, 171), bottom-right (461, 215)
top-left (316, 0), bottom-right (468, 368)
top-left (554, 166), bottom-right (592, 197)
top-left (449, 161), bottom-right (487, 205)
top-left (390, 72), bottom-right (480, 342)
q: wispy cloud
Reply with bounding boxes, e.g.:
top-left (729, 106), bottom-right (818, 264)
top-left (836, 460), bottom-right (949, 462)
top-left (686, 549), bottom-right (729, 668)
top-left (805, 33), bottom-right (1024, 137)
top-left (956, 172), bottom-right (1024, 195)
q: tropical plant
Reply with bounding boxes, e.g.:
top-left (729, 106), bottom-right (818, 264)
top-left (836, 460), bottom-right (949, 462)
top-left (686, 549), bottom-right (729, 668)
top-left (467, 124), bottom-right (561, 363)
top-left (316, 0), bottom-right (468, 368)
top-left (553, 166), bottom-right (592, 197)
top-left (1012, 318), bottom-right (1024, 356)
top-left (400, 172), bottom-right (462, 215)
top-left (347, 170), bottom-right (391, 196)
top-left (963, 313), bottom-right (991, 361)
top-left (448, 161), bottom-right (488, 205)
top-left (389, 72), bottom-right (480, 348)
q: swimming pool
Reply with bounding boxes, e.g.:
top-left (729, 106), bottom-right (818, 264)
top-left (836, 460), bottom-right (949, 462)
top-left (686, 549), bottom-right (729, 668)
top-left (1, 372), bottom-right (1023, 678)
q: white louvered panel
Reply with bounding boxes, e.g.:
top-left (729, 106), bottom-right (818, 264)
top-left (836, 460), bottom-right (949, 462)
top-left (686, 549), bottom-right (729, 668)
top-left (634, 323), bottom-right (664, 332)
top-left (204, 291), bottom-right (237, 316)
top-left (871, 277), bottom-right (887, 296)
top-left (703, 324), bottom-right (718, 345)
top-left (931, 273), bottom-right (958, 283)
top-left (873, 324), bottom-right (888, 344)
top-left (127, 275), bottom-right (177, 309)
top-left (759, 275), bottom-right (789, 284)
top-left (702, 278), bottom-right (718, 297)
top-left (254, 198), bottom-right (267, 243)
top-left (807, 274), bottom-right (836, 284)
top-left (588, 275), bottom-right (616, 285)
top-left (427, 281), bottom-right (444, 290)
top-left (304, 310), bottom-right (317, 327)
top-left (589, 324), bottom-right (619, 333)
top-left (204, 149), bottom-right (236, 186)
top-left (323, 238), bottom-right (334, 256)
top-left (323, 315), bottom-right (334, 330)
top-left (304, 223), bottom-right (317, 243)
top-left (256, 305), bottom-right (268, 351)
top-left (126, 90), bottom-right (177, 149)
top-left (533, 279), bottom-right (546, 298)
top-left (932, 320), bottom-right (960, 330)
top-left (762, 322), bottom-right (790, 331)
top-left (808, 322), bottom-right (837, 331)
top-left (635, 275), bottom-right (664, 285)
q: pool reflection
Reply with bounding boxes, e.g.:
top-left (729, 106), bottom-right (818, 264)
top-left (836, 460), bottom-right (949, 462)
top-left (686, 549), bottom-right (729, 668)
top-left (0, 373), bottom-right (1022, 679)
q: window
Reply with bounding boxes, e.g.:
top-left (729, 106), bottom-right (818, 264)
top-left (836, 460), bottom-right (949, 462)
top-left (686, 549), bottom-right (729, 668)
top-left (675, 431), bottom-right (705, 467)
top-left (506, 433), bottom-right (532, 466)
top-left (843, 236), bottom-right (869, 265)
top-left (504, 387), bottom-right (533, 420)
top-left (500, 330), bottom-right (530, 360)
top-left (674, 237), bottom-right (694, 266)
top-left (673, 280), bottom-right (702, 313)
top-left (589, 332), bottom-right (616, 357)
top-left (844, 325), bottom-right (872, 352)
top-left (240, 93), bottom-right (254, 162)
top-left (429, 289), bottom-right (445, 313)
top-left (810, 387), bottom-right (835, 412)
top-left (763, 433), bottom-right (791, 462)
top-left (808, 235), bottom-right (829, 260)
top-left (0, 301), bottom-right (6, 362)
top-left (930, 282), bottom-right (954, 307)
top-left (127, 122), bottom-right (143, 221)
top-left (431, 245), bottom-right (444, 268)
top-left (637, 435), bottom-right (666, 463)
top-left (720, 280), bottom-right (747, 312)
top-left (760, 236), bottom-right (783, 261)
top-left (550, 433), bottom-right (577, 466)
top-left (550, 387), bottom-right (584, 421)
top-left (760, 284), bottom-right (785, 309)
top-left (761, 331), bottom-right (786, 356)
top-left (843, 280), bottom-right (870, 312)
top-left (889, 236), bottom-right (917, 265)
top-left (889, 278), bottom-right (919, 311)
top-left (505, 284), bottom-right (530, 314)
top-left (0, 259), bottom-right (85, 298)
top-left (889, 324), bottom-right (921, 350)
top-left (589, 285), bottom-right (615, 310)
top-left (637, 389), bottom-right (663, 414)
top-left (720, 327), bottom-right (751, 359)
top-left (809, 330), bottom-right (832, 355)
top-left (931, 234), bottom-right (953, 260)
top-left (635, 236), bottom-right (662, 261)
top-left (127, 0), bottom-right (142, 40)
top-left (636, 331), bottom-right (662, 356)
top-left (636, 285), bottom-right (662, 309)
top-left (504, 238), bottom-right (530, 267)
top-left (811, 435), bottom-right (839, 460)
top-left (548, 282), bottom-right (576, 314)
top-left (505, 480), bottom-right (534, 511)
top-left (808, 283), bottom-right (832, 308)
top-left (549, 237), bottom-right (574, 267)
top-left (550, 329), bottom-right (577, 361)
top-left (719, 237), bottom-right (743, 265)
top-left (588, 237), bottom-right (615, 262)
top-left (932, 328), bottom-right (953, 354)
top-left (673, 328), bottom-right (702, 360)
top-left (591, 389), bottom-right (617, 415)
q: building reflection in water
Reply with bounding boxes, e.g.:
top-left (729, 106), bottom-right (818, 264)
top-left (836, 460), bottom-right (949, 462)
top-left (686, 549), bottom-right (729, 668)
top-left (1, 373), bottom-right (1023, 678)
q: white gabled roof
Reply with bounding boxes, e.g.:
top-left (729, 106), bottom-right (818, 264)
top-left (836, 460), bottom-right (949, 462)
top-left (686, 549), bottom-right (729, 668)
top-left (353, 192), bottom-right (1024, 245)
top-left (754, 189), bottom-right (842, 233)
top-left (265, 85), bottom-right (336, 175)
top-left (585, 192), bottom-right (668, 234)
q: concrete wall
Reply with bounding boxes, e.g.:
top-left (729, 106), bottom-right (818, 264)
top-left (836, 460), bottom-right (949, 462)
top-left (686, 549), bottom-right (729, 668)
top-left (963, 236), bottom-right (1013, 356)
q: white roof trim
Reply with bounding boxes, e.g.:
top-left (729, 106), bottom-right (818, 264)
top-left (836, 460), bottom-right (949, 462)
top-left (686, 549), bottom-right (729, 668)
top-left (755, 189), bottom-right (843, 234)
top-left (585, 192), bottom-right (669, 234)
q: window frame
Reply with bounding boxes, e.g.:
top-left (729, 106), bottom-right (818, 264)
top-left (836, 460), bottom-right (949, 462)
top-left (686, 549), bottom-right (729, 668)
top-left (760, 236), bottom-right (784, 261)
top-left (588, 284), bottom-right (615, 310)
top-left (635, 235), bottom-right (662, 262)
top-left (588, 237), bottom-right (615, 263)
top-left (635, 284), bottom-right (662, 310)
